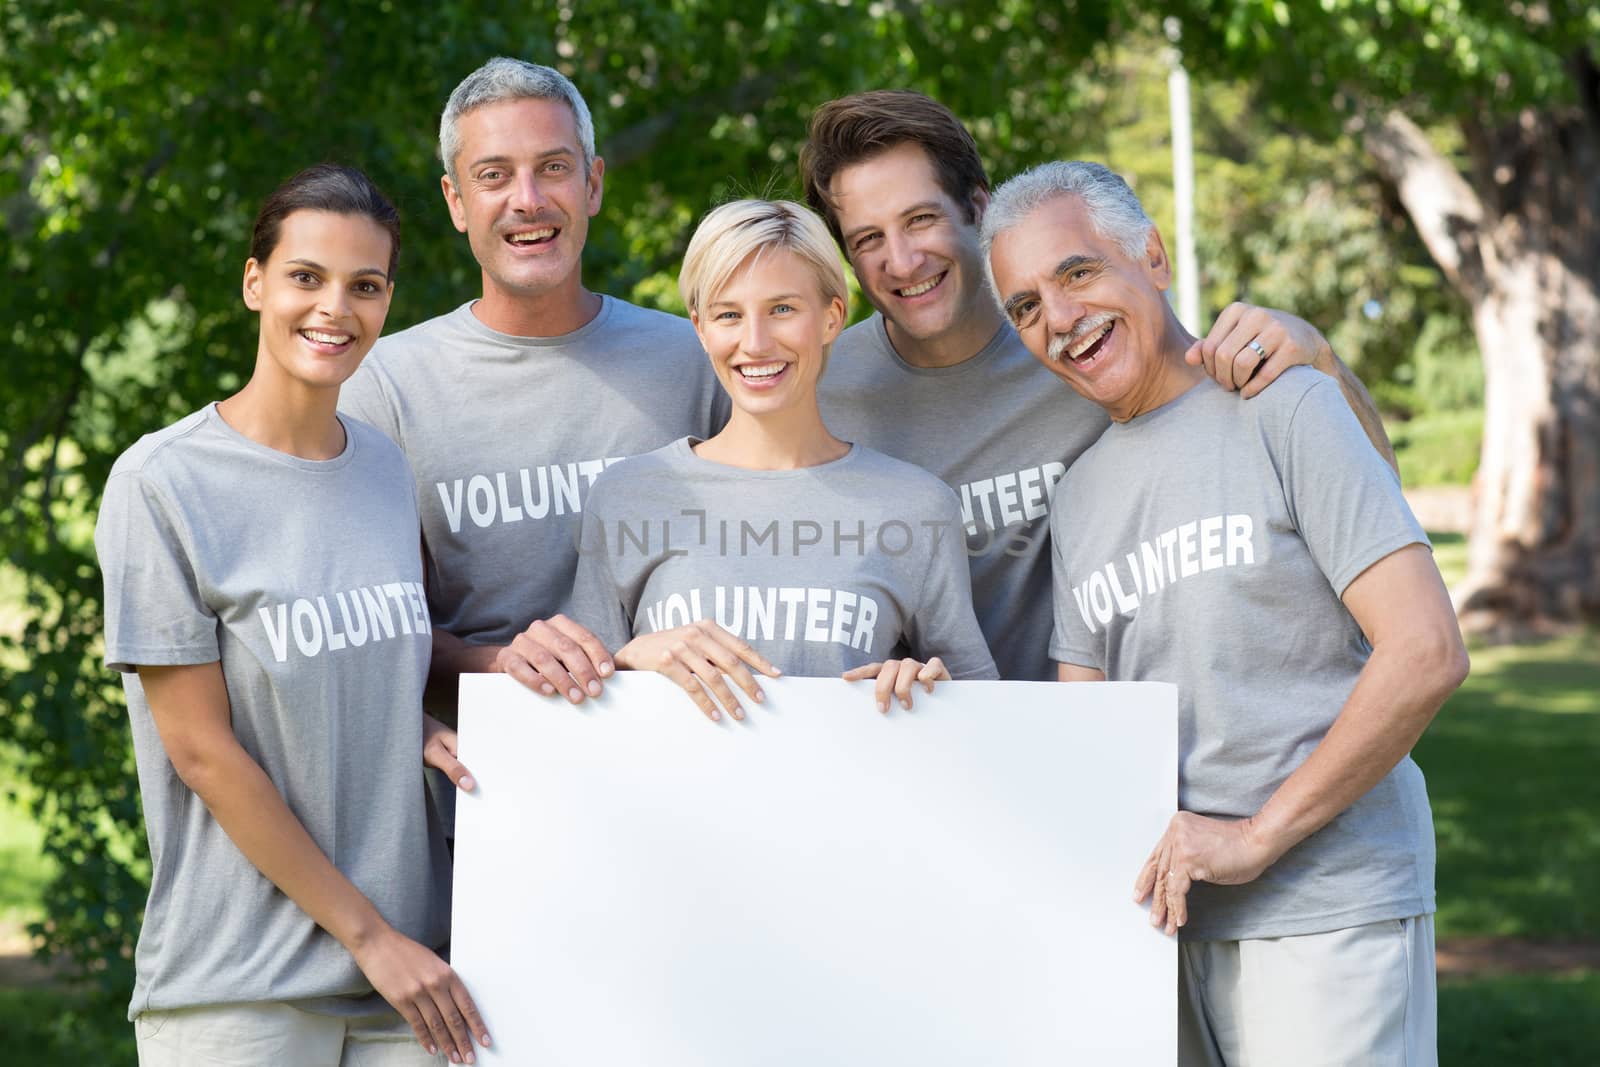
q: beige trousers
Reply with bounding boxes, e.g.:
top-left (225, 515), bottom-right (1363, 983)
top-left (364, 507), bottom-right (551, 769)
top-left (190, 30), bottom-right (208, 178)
top-left (1179, 914), bottom-right (1437, 1067)
top-left (135, 1000), bottom-right (448, 1067)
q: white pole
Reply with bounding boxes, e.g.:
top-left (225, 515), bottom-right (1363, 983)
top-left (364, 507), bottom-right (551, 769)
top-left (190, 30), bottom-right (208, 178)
top-left (1165, 17), bottom-right (1200, 334)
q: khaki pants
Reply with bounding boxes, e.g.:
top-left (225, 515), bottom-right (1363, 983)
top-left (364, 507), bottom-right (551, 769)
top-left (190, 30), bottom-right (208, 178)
top-left (1179, 914), bottom-right (1437, 1067)
top-left (135, 1001), bottom-right (447, 1067)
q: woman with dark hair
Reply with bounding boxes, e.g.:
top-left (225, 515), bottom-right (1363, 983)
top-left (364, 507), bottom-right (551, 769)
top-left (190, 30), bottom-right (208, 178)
top-left (95, 165), bottom-right (488, 1064)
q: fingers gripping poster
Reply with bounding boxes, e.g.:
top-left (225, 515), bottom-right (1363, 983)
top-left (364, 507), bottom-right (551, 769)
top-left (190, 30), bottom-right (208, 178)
top-left (451, 674), bottom-right (1177, 1065)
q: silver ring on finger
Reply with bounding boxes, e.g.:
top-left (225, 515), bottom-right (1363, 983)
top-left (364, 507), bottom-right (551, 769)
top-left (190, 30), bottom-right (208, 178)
top-left (1247, 339), bottom-right (1268, 358)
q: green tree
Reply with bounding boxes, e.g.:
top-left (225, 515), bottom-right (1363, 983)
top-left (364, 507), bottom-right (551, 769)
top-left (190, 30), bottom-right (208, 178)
top-left (0, 0), bottom-right (1119, 992)
top-left (1078, 40), bottom-right (1477, 414)
top-left (1156, 0), bottom-right (1600, 631)
top-left (11, 0), bottom-right (1588, 1000)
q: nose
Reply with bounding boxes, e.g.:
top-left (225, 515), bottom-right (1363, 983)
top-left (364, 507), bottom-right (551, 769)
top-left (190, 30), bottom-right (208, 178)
top-left (1041, 284), bottom-right (1087, 338)
top-left (508, 169), bottom-right (545, 216)
top-left (882, 230), bottom-right (922, 280)
top-left (740, 315), bottom-right (774, 357)
top-left (318, 285), bottom-right (352, 321)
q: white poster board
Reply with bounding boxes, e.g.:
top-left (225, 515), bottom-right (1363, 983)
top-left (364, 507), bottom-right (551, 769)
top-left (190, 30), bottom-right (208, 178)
top-left (452, 673), bottom-right (1177, 1066)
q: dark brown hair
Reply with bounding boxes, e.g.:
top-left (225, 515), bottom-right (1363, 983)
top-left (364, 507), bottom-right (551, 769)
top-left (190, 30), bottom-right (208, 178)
top-left (249, 164), bottom-right (401, 279)
top-left (800, 90), bottom-right (990, 246)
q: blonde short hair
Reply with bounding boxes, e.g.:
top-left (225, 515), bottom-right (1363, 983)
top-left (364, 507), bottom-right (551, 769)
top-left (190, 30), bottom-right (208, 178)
top-left (678, 199), bottom-right (849, 319)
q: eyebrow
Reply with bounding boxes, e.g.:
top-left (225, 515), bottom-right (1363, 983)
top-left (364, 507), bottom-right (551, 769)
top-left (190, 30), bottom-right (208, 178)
top-left (1053, 254), bottom-right (1104, 278)
top-left (840, 200), bottom-right (945, 243)
top-left (467, 147), bottom-right (576, 170)
top-left (286, 259), bottom-right (389, 282)
top-left (1001, 290), bottom-right (1038, 318)
top-left (707, 291), bottom-right (806, 308)
top-left (1001, 254), bottom-right (1106, 318)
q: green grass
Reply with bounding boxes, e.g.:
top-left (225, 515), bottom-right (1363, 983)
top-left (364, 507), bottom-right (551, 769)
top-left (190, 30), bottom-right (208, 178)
top-left (1392, 408), bottom-right (1484, 488)
top-left (1439, 972), bottom-right (1600, 1066)
top-left (5, 976), bottom-right (1594, 1067)
top-left (0, 986), bottom-right (135, 1066)
top-left (1416, 631), bottom-right (1600, 940)
top-left (2, 614), bottom-right (1594, 1063)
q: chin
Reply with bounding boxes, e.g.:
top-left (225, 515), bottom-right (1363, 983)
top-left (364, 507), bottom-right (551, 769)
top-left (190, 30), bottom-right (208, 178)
top-left (900, 308), bottom-right (958, 341)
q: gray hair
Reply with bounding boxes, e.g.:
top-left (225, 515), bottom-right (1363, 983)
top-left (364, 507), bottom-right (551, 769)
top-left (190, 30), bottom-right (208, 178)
top-left (979, 161), bottom-right (1153, 295)
top-left (439, 57), bottom-right (596, 182)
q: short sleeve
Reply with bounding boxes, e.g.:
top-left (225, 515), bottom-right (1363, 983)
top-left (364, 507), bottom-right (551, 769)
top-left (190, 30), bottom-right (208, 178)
top-left (1280, 378), bottom-right (1428, 597)
top-left (1047, 492), bottom-right (1102, 670)
top-left (95, 470), bottom-right (219, 673)
top-left (562, 501), bottom-right (636, 655)
top-left (905, 492), bottom-right (999, 680)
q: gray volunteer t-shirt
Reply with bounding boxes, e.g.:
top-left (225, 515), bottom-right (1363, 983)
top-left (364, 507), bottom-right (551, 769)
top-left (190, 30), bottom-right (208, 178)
top-left (567, 438), bottom-right (998, 680)
top-left (820, 315), bottom-right (1109, 680)
top-left (1050, 368), bottom-right (1432, 941)
top-left (340, 297), bottom-right (728, 647)
top-left (95, 404), bottom-right (451, 1018)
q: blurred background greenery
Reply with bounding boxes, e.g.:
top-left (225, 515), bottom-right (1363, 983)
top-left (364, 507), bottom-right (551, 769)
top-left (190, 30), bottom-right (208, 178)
top-left (3, 1), bottom-right (1596, 1061)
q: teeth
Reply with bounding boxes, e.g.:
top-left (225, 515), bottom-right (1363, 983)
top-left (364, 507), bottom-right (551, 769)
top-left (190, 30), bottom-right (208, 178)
top-left (738, 364), bottom-right (785, 379)
top-left (1067, 322), bottom-right (1113, 361)
top-left (897, 274), bottom-right (942, 298)
top-left (509, 229), bottom-right (556, 243)
top-left (302, 329), bottom-right (352, 345)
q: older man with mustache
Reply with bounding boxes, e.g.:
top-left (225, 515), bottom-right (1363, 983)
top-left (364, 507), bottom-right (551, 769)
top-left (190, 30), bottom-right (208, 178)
top-left (801, 90), bottom-right (1394, 684)
top-left (982, 160), bottom-right (1468, 1066)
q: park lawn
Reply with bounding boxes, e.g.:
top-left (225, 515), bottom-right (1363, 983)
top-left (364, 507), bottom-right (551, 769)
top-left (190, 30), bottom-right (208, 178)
top-left (0, 986), bottom-right (135, 1066)
top-left (1416, 630), bottom-right (1600, 942)
top-left (8, 970), bottom-right (1597, 1067)
top-left (1438, 971), bottom-right (1600, 1066)
top-left (3, 578), bottom-right (1593, 1064)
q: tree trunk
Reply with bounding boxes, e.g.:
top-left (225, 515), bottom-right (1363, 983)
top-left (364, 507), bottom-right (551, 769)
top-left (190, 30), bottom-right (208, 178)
top-left (1364, 61), bottom-right (1600, 635)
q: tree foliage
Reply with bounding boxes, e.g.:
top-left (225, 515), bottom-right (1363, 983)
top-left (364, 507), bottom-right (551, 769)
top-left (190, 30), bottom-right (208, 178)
top-left (1160, 0), bottom-right (1597, 123)
top-left (1143, 0), bottom-right (1600, 629)
top-left (4, 0), bottom-right (1588, 996)
top-left (0, 0), bottom-right (1133, 992)
top-left (1080, 43), bottom-right (1479, 415)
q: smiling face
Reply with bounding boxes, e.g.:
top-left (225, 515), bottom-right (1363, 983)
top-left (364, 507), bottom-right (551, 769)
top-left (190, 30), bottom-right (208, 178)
top-left (826, 142), bottom-right (996, 363)
top-left (691, 248), bottom-right (846, 420)
top-left (987, 193), bottom-right (1186, 420)
top-left (441, 96), bottom-right (604, 319)
top-left (242, 209), bottom-right (394, 392)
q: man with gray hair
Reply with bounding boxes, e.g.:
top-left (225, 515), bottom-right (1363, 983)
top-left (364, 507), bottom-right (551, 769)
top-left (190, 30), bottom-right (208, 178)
top-left (983, 160), bottom-right (1468, 1065)
top-left (342, 58), bottom-right (726, 712)
top-left (800, 90), bottom-right (1393, 682)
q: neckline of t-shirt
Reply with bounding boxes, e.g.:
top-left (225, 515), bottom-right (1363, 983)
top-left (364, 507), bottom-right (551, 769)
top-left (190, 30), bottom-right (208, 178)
top-left (867, 314), bottom-right (1016, 378)
top-left (1106, 377), bottom-right (1215, 435)
top-left (454, 294), bottom-right (616, 348)
top-left (203, 402), bottom-right (361, 471)
top-left (671, 435), bottom-right (861, 479)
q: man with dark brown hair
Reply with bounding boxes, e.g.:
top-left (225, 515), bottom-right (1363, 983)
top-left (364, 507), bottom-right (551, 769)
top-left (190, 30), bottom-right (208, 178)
top-left (801, 90), bottom-right (1391, 680)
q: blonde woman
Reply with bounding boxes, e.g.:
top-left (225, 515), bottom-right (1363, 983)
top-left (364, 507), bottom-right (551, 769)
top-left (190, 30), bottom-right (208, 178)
top-left (568, 199), bottom-right (997, 720)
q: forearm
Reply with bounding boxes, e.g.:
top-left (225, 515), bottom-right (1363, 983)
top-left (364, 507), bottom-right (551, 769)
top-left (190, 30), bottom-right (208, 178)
top-left (1246, 634), bottom-right (1465, 863)
top-left (1313, 345), bottom-right (1397, 470)
top-left (182, 743), bottom-right (388, 952)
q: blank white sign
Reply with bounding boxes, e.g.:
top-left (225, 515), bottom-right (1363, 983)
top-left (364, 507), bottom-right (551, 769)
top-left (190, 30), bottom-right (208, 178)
top-left (452, 673), bottom-right (1176, 1066)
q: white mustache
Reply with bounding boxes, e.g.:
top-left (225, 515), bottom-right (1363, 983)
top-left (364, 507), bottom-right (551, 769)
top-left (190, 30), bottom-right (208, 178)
top-left (1047, 312), bottom-right (1117, 362)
